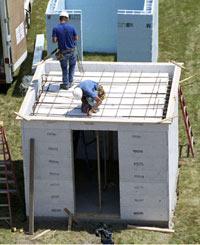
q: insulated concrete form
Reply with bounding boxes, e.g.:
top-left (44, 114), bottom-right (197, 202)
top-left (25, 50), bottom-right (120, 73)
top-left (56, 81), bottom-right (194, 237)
top-left (18, 61), bottom-right (181, 227)
top-left (46, 0), bottom-right (158, 62)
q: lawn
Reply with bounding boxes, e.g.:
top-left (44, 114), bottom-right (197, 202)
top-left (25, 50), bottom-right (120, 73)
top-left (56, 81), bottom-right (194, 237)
top-left (0, 0), bottom-right (199, 243)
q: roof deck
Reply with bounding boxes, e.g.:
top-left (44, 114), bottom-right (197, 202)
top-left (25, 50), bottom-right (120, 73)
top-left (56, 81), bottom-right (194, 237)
top-left (18, 61), bottom-right (181, 123)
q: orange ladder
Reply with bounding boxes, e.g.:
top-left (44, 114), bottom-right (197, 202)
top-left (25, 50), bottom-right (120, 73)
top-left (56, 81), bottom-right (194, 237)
top-left (178, 86), bottom-right (195, 157)
top-left (0, 123), bottom-right (17, 227)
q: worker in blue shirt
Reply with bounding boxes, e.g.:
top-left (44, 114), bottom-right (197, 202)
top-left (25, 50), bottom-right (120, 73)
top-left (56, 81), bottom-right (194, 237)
top-left (73, 80), bottom-right (106, 116)
top-left (52, 11), bottom-right (78, 90)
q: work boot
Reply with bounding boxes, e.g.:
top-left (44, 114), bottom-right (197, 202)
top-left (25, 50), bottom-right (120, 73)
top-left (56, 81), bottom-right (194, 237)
top-left (60, 83), bottom-right (69, 90)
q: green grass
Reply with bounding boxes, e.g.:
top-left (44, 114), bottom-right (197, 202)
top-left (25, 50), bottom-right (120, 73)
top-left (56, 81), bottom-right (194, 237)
top-left (0, 0), bottom-right (200, 243)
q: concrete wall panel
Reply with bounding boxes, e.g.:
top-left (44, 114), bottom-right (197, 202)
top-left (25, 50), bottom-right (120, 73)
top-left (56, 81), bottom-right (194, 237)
top-left (119, 158), bottom-right (167, 183)
top-left (24, 179), bottom-right (74, 216)
top-left (117, 14), bottom-right (153, 61)
top-left (34, 156), bottom-right (72, 180)
top-left (120, 203), bottom-right (168, 221)
top-left (120, 182), bottom-right (168, 221)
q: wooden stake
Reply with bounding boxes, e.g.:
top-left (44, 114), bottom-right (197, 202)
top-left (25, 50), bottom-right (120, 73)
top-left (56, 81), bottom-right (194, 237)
top-left (29, 138), bottom-right (35, 235)
top-left (64, 208), bottom-right (78, 224)
top-left (96, 131), bottom-right (102, 211)
top-left (170, 60), bottom-right (186, 70)
top-left (127, 225), bottom-right (174, 233)
top-left (64, 207), bottom-right (78, 231)
top-left (179, 74), bottom-right (197, 84)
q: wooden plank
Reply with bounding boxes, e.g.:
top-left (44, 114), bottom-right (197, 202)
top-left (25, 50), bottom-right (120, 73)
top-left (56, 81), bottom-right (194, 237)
top-left (14, 112), bottom-right (30, 121)
top-left (29, 138), bottom-right (35, 235)
top-left (31, 229), bottom-right (51, 240)
top-left (127, 225), bottom-right (174, 233)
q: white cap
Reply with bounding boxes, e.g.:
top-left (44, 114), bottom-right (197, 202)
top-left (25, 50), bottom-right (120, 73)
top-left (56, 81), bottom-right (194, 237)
top-left (73, 87), bottom-right (83, 100)
top-left (59, 10), bottom-right (69, 18)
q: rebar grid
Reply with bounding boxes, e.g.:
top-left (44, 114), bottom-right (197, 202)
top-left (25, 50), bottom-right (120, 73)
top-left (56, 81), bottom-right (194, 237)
top-left (32, 71), bottom-right (170, 119)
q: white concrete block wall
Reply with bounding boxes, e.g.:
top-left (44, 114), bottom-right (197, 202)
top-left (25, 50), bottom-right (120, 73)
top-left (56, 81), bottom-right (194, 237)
top-left (22, 122), bottom-right (75, 217)
top-left (120, 182), bottom-right (168, 221)
top-left (118, 126), bottom-right (170, 222)
top-left (21, 119), bottom-right (178, 222)
top-left (24, 179), bottom-right (74, 217)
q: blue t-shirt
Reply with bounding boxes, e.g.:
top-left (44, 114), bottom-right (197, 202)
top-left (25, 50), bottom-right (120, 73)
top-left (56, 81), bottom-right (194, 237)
top-left (79, 80), bottom-right (98, 99)
top-left (52, 23), bottom-right (77, 51)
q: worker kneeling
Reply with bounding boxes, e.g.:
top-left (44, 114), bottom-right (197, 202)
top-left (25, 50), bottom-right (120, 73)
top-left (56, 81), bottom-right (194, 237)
top-left (73, 80), bottom-right (105, 116)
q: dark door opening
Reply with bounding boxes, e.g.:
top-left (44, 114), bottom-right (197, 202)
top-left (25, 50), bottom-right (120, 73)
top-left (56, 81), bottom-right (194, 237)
top-left (73, 130), bottom-right (120, 216)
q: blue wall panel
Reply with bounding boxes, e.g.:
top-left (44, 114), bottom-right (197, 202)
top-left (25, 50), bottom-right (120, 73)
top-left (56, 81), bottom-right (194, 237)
top-left (65, 0), bottom-right (145, 52)
top-left (117, 14), bottom-right (153, 62)
top-left (46, 0), bottom-right (158, 61)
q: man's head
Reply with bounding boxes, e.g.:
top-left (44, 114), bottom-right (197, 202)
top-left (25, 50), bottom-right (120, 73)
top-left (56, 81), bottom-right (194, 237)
top-left (59, 10), bottom-right (69, 22)
top-left (97, 85), bottom-right (106, 100)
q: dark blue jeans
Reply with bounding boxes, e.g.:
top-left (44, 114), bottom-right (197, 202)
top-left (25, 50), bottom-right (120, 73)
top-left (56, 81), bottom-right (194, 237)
top-left (60, 51), bottom-right (76, 85)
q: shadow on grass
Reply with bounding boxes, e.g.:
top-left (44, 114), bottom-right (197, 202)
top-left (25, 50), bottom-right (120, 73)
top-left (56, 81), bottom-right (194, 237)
top-left (12, 52), bottom-right (34, 98)
top-left (84, 52), bottom-right (116, 62)
top-left (0, 84), bottom-right (11, 94)
top-left (20, 219), bottom-right (127, 236)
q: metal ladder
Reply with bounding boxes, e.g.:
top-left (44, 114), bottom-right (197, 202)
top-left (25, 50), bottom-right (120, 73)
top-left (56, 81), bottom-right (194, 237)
top-left (178, 86), bottom-right (195, 157)
top-left (0, 124), bottom-right (17, 227)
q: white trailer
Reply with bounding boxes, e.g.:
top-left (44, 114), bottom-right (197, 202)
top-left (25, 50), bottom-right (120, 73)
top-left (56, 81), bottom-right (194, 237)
top-left (18, 61), bottom-right (181, 228)
top-left (0, 0), bottom-right (29, 84)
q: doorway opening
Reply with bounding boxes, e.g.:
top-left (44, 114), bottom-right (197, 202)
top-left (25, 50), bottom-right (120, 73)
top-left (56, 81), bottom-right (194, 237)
top-left (73, 130), bottom-right (120, 217)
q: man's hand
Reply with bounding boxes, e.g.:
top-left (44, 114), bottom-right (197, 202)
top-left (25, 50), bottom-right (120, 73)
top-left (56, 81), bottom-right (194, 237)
top-left (52, 37), bottom-right (58, 43)
top-left (95, 96), bottom-right (102, 107)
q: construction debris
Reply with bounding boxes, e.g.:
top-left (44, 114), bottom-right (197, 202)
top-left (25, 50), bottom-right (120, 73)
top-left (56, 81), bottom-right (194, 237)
top-left (127, 225), bottom-right (175, 233)
top-left (30, 229), bottom-right (51, 240)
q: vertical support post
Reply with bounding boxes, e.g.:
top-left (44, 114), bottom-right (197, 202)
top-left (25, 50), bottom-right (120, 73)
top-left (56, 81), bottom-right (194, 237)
top-left (96, 131), bottom-right (101, 211)
top-left (29, 138), bottom-right (35, 235)
top-left (108, 131), bottom-right (114, 182)
top-left (103, 132), bottom-right (107, 188)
